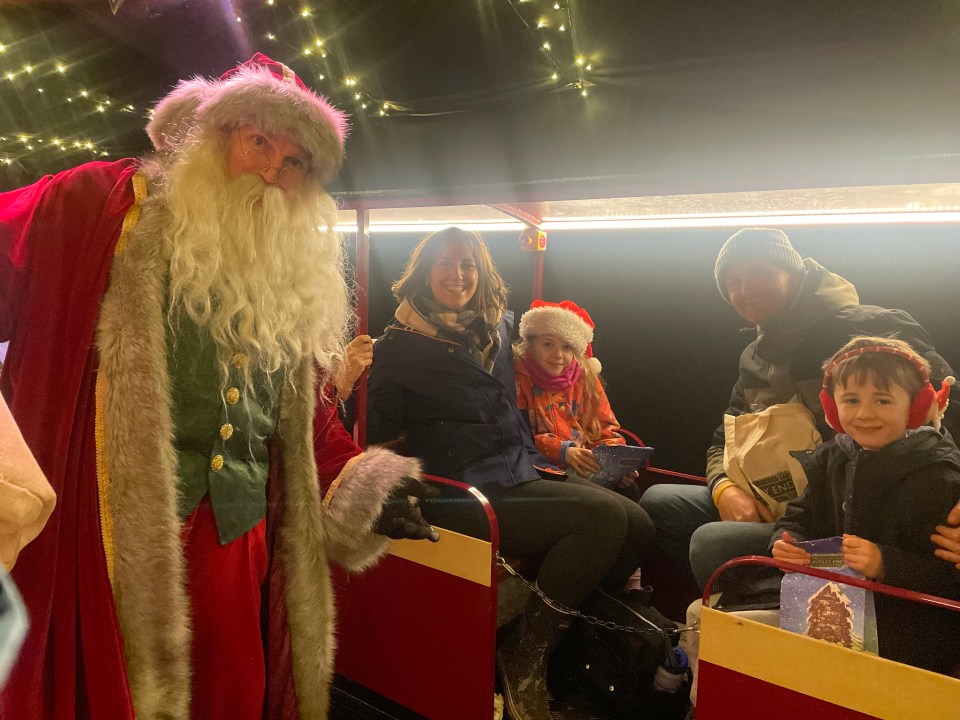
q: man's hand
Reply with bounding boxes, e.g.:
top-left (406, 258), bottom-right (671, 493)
top-left (565, 446), bottom-right (600, 477)
top-left (716, 485), bottom-right (774, 523)
top-left (842, 534), bottom-right (884, 580)
top-left (617, 470), bottom-right (640, 488)
top-left (931, 500), bottom-right (960, 570)
top-left (374, 476), bottom-right (440, 542)
top-left (772, 530), bottom-right (810, 570)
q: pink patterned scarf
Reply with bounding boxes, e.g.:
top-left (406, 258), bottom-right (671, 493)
top-left (522, 350), bottom-right (582, 392)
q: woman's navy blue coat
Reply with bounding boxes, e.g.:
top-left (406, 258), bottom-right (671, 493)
top-left (366, 311), bottom-right (546, 489)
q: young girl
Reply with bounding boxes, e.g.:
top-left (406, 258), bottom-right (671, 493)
top-left (514, 299), bottom-right (639, 496)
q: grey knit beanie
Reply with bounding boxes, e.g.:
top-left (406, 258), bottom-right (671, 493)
top-left (714, 228), bottom-right (804, 302)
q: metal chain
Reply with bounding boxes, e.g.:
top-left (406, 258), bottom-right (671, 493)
top-left (496, 553), bottom-right (699, 637)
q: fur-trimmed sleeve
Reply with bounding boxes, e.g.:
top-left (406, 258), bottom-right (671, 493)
top-left (321, 447), bottom-right (422, 572)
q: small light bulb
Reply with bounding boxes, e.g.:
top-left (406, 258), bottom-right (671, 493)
top-left (97, 104), bottom-right (105, 112)
top-left (4, 72), bottom-right (14, 81)
top-left (81, 90), bottom-right (88, 97)
top-left (361, 102), bottom-right (367, 109)
top-left (267, 0), bottom-right (274, 5)
top-left (554, 2), bottom-right (560, 7)
top-left (543, 42), bottom-right (550, 50)
top-left (301, 7), bottom-right (310, 17)
top-left (236, 16), bottom-right (242, 22)
top-left (24, 64), bottom-right (32, 73)
top-left (575, 56), bottom-right (584, 66)
top-left (354, 92), bottom-right (361, 99)
top-left (315, 38), bottom-right (324, 46)
top-left (57, 63), bottom-right (66, 73)
top-left (559, 24), bottom-right (566, 31)
top-left (382, 103), bottom-right (389, 110)
top-left (551, 72), bottom-right (559, 80)
top-left (37, 88), bottom-right (43, 93)
top-left (303, 48), bottom-right (312, 56)
top-left (345, 77), bottom-right (357, 87)
top-left (266, 33), bottom-right (276, 40)
top-left (580, 89), bottom-right (588, 97)
top-left (586, 63), bottom-right (592, 71)
top-left (318, 73), bottom-right (325, 80)
top-left (0, 44), bottom-right (6, 53)
top-left (537, 19), bottom-right (546, 28)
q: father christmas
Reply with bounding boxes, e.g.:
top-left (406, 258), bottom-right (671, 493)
top-left (0, 53), bottom-right (436, 720)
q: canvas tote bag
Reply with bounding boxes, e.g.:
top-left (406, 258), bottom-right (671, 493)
top-left (723, 403), bottom-right (821, 520)
top-left (0, 393), bottom-right (55, 570)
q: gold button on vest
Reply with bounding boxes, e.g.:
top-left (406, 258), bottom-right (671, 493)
top-left (211, 454), bottom-right (225, 472)
top-left (219, 423), bottom-right (234, 440)
top-left (226, 387), bottom-right (240, 404)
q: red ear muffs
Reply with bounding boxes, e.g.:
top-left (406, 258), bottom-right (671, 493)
top-left (820, 386), bottom-right (843, 433)
top-left (820, 345), bottom-right (935, 434)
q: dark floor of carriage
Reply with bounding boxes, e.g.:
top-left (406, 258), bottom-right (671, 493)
top-left (331, 675), bottom-right (626, 720)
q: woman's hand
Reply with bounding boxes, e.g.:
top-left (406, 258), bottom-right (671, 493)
top-left (334, 334), bottom-right (374, 400)
top-left (772, 531), bottom-right (810, 571)
top-left (842, 534), bottom-right (884, 580)
top-left (565, 446), bottom-right (600, 477)
top-left (617, 470), bottom-right (640, 488)
top-left (932, 500), bottom-right (960, 570)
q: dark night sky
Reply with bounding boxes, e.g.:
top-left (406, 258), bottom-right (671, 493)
top-left (2, 0), bottom-right (959, 195)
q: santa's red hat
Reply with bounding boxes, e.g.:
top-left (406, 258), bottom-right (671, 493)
top-left (147, 52), bottom-right (348, 185)
top-left (519, 299), bottom-right (602, 373)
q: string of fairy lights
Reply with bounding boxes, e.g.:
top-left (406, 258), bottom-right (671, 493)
top-left (1, 0), bottom-right (596, 174)
top-left (506, 0), bottom-right (595, 96)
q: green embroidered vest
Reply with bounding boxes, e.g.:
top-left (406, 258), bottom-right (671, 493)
top-left (167, 313), bottom-right (284, 544)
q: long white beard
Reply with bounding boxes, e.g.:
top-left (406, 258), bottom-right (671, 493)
top-left (161, 135), bottom-right (349, 386)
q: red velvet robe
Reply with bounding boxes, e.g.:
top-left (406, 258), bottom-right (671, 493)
top-left (0, 161), bottom-right (365, 719)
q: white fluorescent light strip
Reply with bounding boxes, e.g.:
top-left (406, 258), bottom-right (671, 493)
top-left (334, 211), bottom-right (960, 234)
top-left (540, 211), bottom-right (960, 230)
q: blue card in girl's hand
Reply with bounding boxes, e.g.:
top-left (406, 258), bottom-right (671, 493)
top-left (779, 536), bottom-right (878, 654)
top-left (589, 445), bottom-right (654, 489)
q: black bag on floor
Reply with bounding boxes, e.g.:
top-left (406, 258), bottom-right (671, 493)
top-left (549, 588), bottom-right (690, 720)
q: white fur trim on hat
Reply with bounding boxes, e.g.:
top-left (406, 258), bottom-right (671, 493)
top-left (147, 64), bottom-right (348, 185)
top-left (584, 357), bottom-right (602, 374)
top-left (519, 305), bottom-right (593, 356)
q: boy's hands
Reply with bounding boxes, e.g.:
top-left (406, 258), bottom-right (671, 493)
top-left (565, 446), bottom-right (600, 477)
top-left (842, 534), bottom-right (884, 580)
top-left (772, 531), bottom-right (810, 570)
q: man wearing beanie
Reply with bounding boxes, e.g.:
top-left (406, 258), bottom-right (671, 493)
top-left (0, 54), bottom-right (437, 720)
top-left (641, 227), bottom-right (957, 594)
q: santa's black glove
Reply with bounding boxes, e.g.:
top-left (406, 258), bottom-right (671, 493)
top-left (373, 476), bottom-right (441, 542)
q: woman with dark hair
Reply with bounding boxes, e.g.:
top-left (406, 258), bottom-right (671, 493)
top-left (367, 227), bottom-right (655, 720)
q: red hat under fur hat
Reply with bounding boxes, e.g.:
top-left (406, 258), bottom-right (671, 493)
top-left (147, 52), bottom-right (348, 185)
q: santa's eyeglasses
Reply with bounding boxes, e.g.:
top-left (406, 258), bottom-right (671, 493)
top-left (235, 129), bottom-right (310, 191)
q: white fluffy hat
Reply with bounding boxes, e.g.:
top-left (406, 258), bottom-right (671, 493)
top-left (146, 52), bottom-right (348, 185)
top-left (519, 299), bottom-right (601, 373)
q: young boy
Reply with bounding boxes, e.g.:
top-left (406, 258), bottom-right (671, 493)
top-left (772, 336), bottom-right (960, 674)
